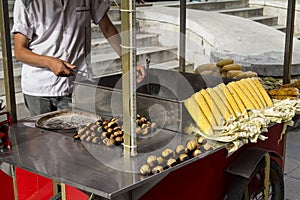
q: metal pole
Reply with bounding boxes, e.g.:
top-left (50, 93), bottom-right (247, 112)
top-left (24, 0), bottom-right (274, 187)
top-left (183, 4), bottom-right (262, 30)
top-left (0, 0), bottom-right (17, 122)
top-left (121, 0), bottom-right (137, 157)
top-left (283, 0), bottom-right (296, 84)
top-left (179, 0), bottom-right (186, 72)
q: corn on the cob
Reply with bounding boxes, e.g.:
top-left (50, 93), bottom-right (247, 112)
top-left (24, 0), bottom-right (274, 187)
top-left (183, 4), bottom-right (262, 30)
top-left (200, 89), bottom-right (224, 126)
top-left (269, 87), bottom-right (299, 96)
top-left (236, 80), bottom-right (260, 109)
top-left (240, 79), bottom-right (264, 109)
top-left (207, 88), bottom-right (232, 121)
top-left (226, 83), bottom-right (247, 115)
top-left (216, 83), bottom-right (241, 116)
top-left (252, 78), bottom-right (273, 107)
top-left (216, 58), bottom-right (234, 67)
top-left (245, 78), bottom-right (267, 107)
top-left (194, 92), bottom-right (218, 128)
top-left (219, 64), bottom-right (242, 73)
top-left (184, 96), bottom-right (213, 135)
top-left (228, 81), bottom-right (255, 109)
top-left (271, 95), bottom-right (298, 100)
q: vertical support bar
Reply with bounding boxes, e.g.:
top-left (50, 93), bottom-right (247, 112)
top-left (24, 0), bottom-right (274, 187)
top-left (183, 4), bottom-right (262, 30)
top-left (121, 0), bottom-right (137, 157)
top-left (61, 183), bottom-right (66, 200)
top-left (0, 0), bottom-right (17, 122)
top-left (11, 165), bottom-right (19, 200)
top-left (263, 153), bottom-right (270, 200)
top-left (283, 0), bottom-right (296, 84)
top-left (179, 0), bottom-right (186, 72)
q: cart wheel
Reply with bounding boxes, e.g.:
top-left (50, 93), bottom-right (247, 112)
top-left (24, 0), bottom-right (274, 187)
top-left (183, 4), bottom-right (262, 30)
top-left (226, 159), bottom-right (284, 200)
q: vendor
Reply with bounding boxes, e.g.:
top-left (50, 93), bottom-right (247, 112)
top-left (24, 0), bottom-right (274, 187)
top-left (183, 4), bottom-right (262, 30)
top-left (12, 0), bottom-right (145, 116)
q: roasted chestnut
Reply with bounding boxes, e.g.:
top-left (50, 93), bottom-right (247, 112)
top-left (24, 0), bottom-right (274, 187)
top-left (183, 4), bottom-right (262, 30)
top-left (140, 164), bottom-right (151, 176)
top-left (152, 166), bottom-right (163, 174)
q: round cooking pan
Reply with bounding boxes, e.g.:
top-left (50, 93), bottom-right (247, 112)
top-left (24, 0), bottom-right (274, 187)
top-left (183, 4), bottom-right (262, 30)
top-left (35, 110), bottom-right (101, 131)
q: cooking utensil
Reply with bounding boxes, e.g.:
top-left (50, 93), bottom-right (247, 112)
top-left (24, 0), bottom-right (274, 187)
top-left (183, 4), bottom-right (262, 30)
top-left (35, 110), bottom-right (101, 131)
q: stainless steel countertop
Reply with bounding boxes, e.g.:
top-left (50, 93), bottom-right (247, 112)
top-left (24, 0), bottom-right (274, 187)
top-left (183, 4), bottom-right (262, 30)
top-left (0, 116), bottom-right (224, 199)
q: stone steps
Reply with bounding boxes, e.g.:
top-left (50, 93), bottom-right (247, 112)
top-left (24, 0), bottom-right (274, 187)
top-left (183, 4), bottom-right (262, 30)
top-left (217, 6), bottom-right (263, 18)
top-left (248, 15), bottom-right (279, 26)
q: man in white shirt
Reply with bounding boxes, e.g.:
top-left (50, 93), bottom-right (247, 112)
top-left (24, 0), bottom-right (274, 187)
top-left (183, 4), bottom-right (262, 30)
top-left (12, 0), bottom-right (144, 116)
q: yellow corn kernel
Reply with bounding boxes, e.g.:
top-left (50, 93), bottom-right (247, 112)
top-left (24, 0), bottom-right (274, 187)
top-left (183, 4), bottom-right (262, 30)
top-left (237, 80), bottom-right (260, 109)
top-left (184, 96), bottom-right (213, 135)
top-left (226, 83), bottom-right (248, 116)
top-left (240, 78), bottom-right (264, 109)
top-left (252, 78), bottom-right (273, 107)
top-left (213, 86), bottom-right (236, 119)
top-left (245, 78), bottom-right (267, 107)
top-left (206, 88), bottom-right (232, 122)
top-left (217, 83), bottom-right (241, 116)
top-left (194, 92), bottom-right (218, 128)
top-left (228, 81), bottom-right (255, 109)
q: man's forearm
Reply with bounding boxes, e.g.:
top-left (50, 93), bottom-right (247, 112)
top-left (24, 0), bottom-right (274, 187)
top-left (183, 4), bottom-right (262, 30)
top-left (14, 47), bottom-right (51, 68)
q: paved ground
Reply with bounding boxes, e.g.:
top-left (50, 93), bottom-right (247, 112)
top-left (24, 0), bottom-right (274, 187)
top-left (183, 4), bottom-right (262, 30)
top-left (285, 125), bottom-right (300, 200)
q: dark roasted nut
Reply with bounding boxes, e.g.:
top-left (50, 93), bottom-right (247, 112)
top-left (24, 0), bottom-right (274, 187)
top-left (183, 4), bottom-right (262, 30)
top-left (151, 122), bottom-right (157, 130)
top-left (114, 130), bottom-right (123, 137)
top-left (175, 145), bottom-right (185, 155)
top-left (147, 155), bottom-right (158, 167)
top-left (103, 138), bottom-right (114, 147)
top-left (203, 143), bottom-right (213, 151)
top-left (136, 114), bottom-right (141, 119)
top-left (157, 156), bottom-right (165, 165)
top-left (162, 148), bottom-right (175, 159)
top-left (115, 136), bottom-right (123, 142)
top-left (140, 164), bottom-right (151, 176)
top-left (109, 134), bottom-right (115, 139)
top-left (136, 127), bottom-right (142, 135)
top-left (167, 158), bottom-right (177, 167)
top-left (140, 117), bottom-right (147, 123)
top-left (152, 166), bottom-right (163, 174)
top-left (103, 125), bottom-right (108, 131)
top-left (80, 134), bottom-right (87, 141)
top-left (73, 134), bottom-right (80, 140)
top-left (77, 127), bottom-right (87, 135)
top-left (108, 121), bottom-right (117, 129)
top-left (92, 137), bottom-right (101, 144)
top-left (90, 124), bottom-right (98, 131)
top-left (197, 136), bottom-right (205, 144)
top-left (192, 149), bottom-right (202, 157)
top-left (113, 127), bottom-right (121, 132)
top-left (96, 126), bottom-right (103, 133)
top-left (86, 136), bottom-right (93, 143)
top-left (141, 123), bottom-right (148, 129)
top-left (178, 153), bottom-right (189, 162)
top-left (141, 127), bottom-right (149, 135)
top-left (85, 130), bottom-right (92, 136)
top-left (100, 132), bottom-right (107, 139)
top-left (102, 138), bottom-right (110, 145)
top-left (186, 140), bottom-right (198, 152)
top-left (107, 128), bottom-right (113, 134)
top-left (96, 120), bottom-right (103, 126)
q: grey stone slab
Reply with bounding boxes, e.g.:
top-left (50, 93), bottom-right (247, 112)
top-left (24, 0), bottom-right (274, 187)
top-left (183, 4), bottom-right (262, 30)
top-left (284, 176), bottom-right (300, 200)
top-left (289, 166), bottom-right (300, 180)
top-left (284, 157), bottom-right (300, 175)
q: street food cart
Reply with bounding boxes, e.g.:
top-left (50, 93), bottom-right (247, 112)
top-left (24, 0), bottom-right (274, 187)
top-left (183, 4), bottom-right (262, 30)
top-left (0, 0), bottom-right (297, 199)
top-left (0, 69), bottom-right (287, 199)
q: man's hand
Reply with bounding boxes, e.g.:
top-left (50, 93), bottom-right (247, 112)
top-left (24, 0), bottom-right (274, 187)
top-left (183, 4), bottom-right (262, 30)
top-left (46, 58), bottom-right (77, 77)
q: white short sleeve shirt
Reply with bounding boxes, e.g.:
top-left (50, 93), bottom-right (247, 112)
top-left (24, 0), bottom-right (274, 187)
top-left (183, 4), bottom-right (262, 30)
top-left (11, 0), bottom-right (110, 96)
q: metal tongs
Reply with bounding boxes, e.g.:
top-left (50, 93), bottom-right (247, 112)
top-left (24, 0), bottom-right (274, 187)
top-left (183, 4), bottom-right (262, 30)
top-left (71, 69), bottom-right (96, 82)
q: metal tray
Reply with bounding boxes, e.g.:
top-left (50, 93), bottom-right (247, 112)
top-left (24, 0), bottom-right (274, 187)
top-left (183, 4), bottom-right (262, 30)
top-left (35, 110), bottom-right (101, 130)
